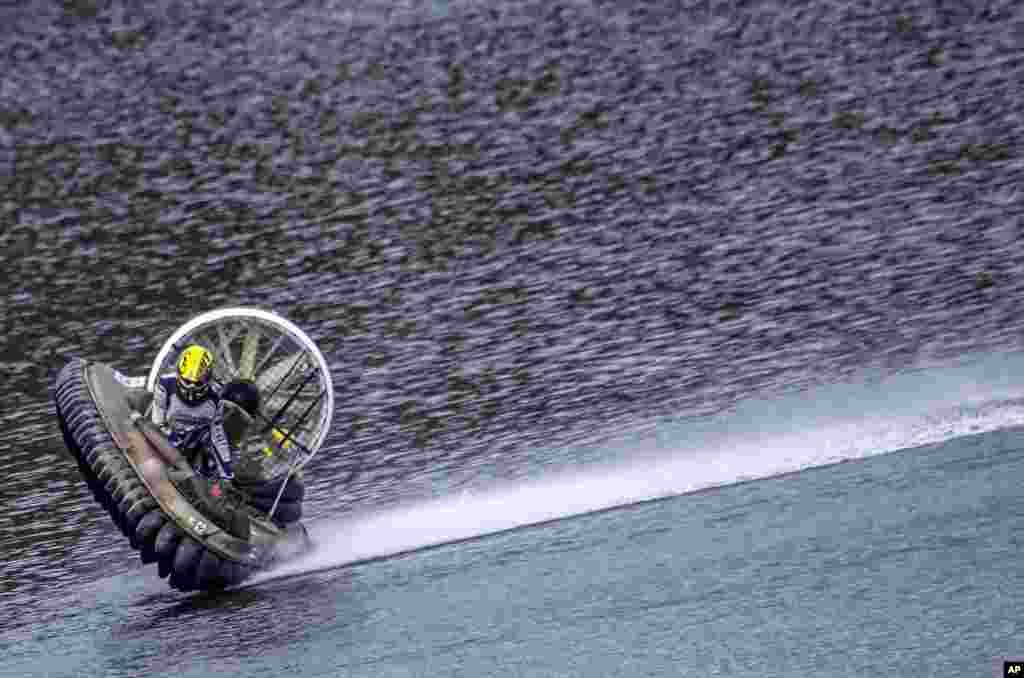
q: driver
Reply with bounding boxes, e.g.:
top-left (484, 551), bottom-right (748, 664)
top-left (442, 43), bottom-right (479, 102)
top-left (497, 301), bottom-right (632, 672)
top-left (151, 344), bottom-right (235, 482)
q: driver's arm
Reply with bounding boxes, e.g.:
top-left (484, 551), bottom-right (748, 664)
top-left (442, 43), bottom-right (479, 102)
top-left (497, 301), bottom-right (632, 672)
top-left (208, 404), bottom-right (236, 481)
top-left (151, 378), bottom-right (170, 428)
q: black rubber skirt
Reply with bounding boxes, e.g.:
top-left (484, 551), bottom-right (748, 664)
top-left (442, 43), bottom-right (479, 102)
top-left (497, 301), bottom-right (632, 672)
top-left (54, 359), bottom-right (255, 592)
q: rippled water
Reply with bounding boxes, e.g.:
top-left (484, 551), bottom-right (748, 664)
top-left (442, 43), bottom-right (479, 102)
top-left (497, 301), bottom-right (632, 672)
top-left (1, 0), bottom-right (1022, 632)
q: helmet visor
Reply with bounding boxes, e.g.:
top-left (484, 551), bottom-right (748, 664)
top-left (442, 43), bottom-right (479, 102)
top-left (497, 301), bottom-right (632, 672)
top-left (177, 376), bottom-right (209, 402)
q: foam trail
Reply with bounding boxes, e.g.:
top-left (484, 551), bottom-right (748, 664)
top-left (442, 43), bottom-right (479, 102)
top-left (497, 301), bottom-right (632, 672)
top-left (246, 352), bottom-right (1024, 586)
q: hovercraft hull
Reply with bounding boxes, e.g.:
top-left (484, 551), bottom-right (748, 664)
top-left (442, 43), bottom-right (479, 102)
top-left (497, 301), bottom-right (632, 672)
top-left (54, 358), bottom-right (310, 591)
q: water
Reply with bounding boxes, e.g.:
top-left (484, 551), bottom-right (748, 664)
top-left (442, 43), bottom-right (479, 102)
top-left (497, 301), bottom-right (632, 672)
top-left (2, 0), bottom-right (1024, 675)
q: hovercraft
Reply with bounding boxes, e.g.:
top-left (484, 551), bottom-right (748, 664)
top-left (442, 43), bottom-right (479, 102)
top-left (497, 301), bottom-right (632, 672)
top-left (53, 307), bottom-right (335, 592)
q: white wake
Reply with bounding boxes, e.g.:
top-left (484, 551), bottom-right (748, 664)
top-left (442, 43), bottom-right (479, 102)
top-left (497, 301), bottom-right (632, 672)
top-left (245, 351), bottom-right (1024, 586)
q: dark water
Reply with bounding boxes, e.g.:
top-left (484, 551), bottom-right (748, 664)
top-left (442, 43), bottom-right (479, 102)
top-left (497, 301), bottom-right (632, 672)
top-left (1, 0), bottom-right (1023, 673)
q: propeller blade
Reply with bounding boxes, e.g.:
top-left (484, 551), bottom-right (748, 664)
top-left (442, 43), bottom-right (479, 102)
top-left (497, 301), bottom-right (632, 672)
top-left (238, 325), bottom-right (262, 380)
top-left (257, 352), bottom-right (306, 392)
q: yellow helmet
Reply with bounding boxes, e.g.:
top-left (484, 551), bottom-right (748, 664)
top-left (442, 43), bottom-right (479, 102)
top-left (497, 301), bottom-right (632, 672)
top-left (176, 345), bottom-right (214, 403)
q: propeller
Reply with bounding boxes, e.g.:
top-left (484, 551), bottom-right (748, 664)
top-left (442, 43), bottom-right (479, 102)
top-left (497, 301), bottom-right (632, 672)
top-left (237, 325), bottom-right (262, 381)
top-left (256, 352), bottom-right (307, 393)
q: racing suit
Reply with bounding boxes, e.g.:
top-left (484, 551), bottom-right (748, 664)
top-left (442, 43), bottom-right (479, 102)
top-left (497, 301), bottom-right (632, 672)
top-left (151, 376), bottom-right (235, 480)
